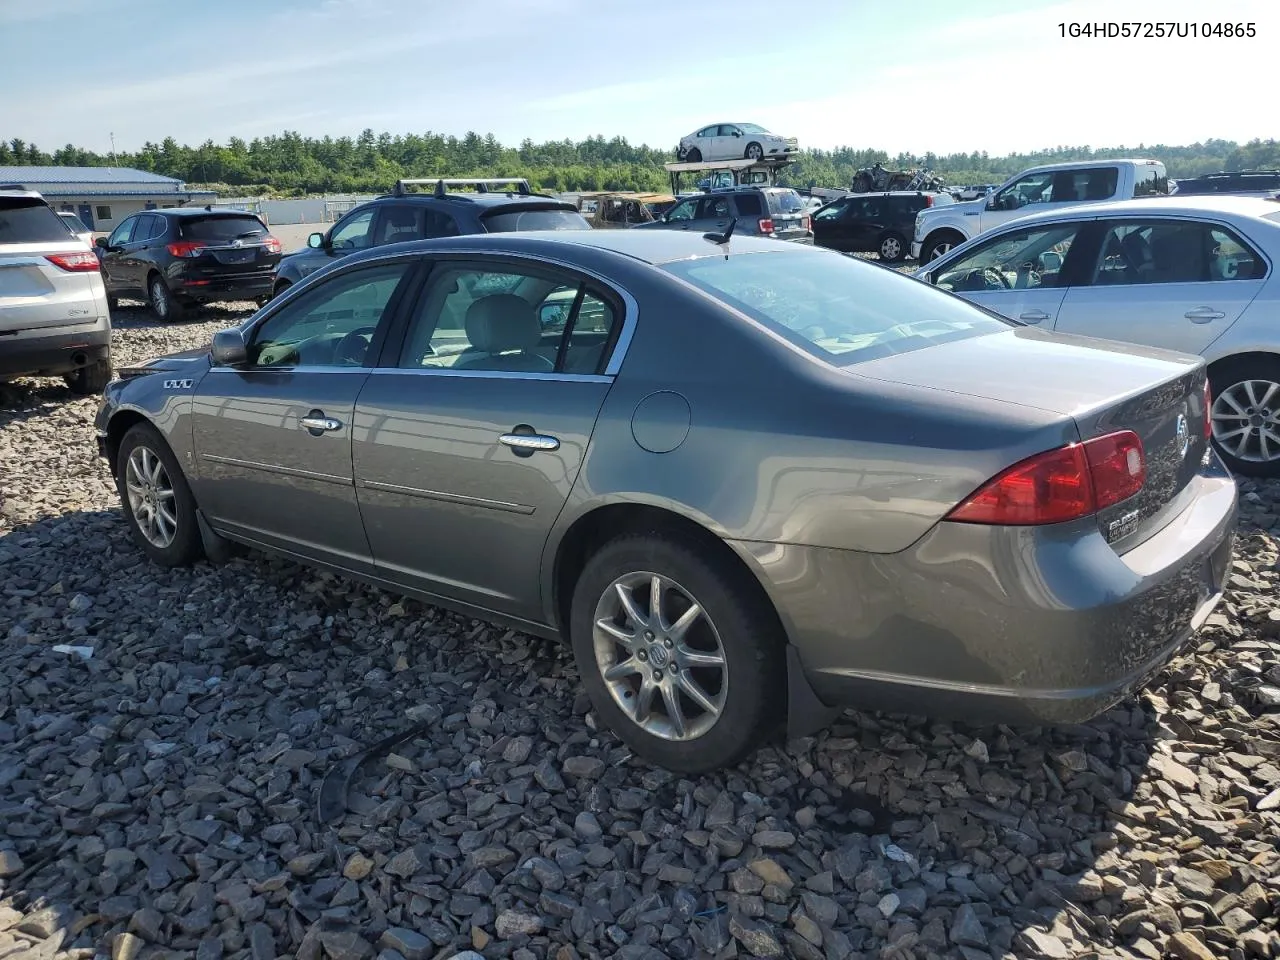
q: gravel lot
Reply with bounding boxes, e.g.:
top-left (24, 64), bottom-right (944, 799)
top-left (2, 293), bottom-right (1280, 960)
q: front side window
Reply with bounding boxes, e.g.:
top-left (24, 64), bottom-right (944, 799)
top-left (935, 224), bottom-right (1083, 292)
top-left (107, 218), bottom-right (136, 246)
top-left (696, 127), bottom-right (715, 139)
top-left (1133, 163), bottom-right (1170, 197)
top-left (989, 172), bottom-right (1054, 211)
top-left (813, 199), bottom-right (847, 221)
top-left (1090, 220), bottom-right (1267, 285)
top-left (666, 198), bottom-right (699, 222)
top-left (329, 207), bottom-right (376, 251)
top-left (398, 263), bottom-right (619, 375)
top-left (249, 262), bottom-right (411, 368)
top-left (665, 249), bottom-right (1010, 365)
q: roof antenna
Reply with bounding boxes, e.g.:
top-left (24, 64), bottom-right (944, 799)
top-left (703, 217), bottom-right (737, 255)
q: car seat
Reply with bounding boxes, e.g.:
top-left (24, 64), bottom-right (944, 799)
top-left (452, 295), bottom-right (554, 372)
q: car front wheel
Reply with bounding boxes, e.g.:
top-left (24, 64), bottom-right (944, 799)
top-left (116, 423), bottom-right (204, 567)
top-left (570, 533), bottom-right (785, 773)
top-left (878, 232), bottom-right (907, 263)
top-left (149, 275), bottom-right (185, 322)
top-left (1210, 356), bottom-right (1280, 478)
top-left (685, 148), bottom-right (702, 163)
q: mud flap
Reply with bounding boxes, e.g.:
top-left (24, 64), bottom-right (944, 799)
top-left (196, 510), bottom-right (245, 563)
top-left (316, 723), bottom-right (434, 826)
top-left (786, 645), bottom-right (840, 739)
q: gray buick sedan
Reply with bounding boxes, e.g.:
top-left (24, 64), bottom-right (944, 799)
top-left (95, 230), bottom-right (1238, 773)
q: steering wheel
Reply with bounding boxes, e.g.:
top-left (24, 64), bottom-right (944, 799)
top-left (334, 326), bottom-right (376, 366)
top-left (981, 267), bottom-right (1012, 290)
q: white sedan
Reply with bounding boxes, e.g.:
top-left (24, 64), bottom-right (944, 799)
top-left (676, 123), bottom-right (798, 163)
top-left (914, 194), bottom-right (1280, 477)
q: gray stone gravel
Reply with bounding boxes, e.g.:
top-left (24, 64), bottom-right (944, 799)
top-left (2, 299), bottom-right (1280, 960)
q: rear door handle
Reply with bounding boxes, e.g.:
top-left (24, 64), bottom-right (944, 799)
top-left (499, 432), bottom-right (560, 452)
top-left (299, 414), bottom-right (342, 432)
top-left (1185, 307), bottom-right (1226, 322)
top-left (1019, 310), bottom-right (1052, 323)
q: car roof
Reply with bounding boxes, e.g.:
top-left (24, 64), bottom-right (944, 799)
top-left (999, 194), bottom-right (1280, 227)
top-left (149, 207), bottom-right (263, 218)
top-left (342, 228), bottom-right (818, 268)
top-left (1016, 158), bottom-right (1164, 175)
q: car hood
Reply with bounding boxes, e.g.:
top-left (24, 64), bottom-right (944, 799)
top-left (923, 198), bottom-right (982, 219)
top-left (849, 326), bottom-right (1201, 417)
top-left (117, 346), bottom-right (213, 380)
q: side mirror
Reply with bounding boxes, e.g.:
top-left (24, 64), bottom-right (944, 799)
top-left (210, 328), bottom-right (248, 367)
top-left (308, 232), bottom-right (325, 249)
top-left (94, 236), bottom-right (108, 249)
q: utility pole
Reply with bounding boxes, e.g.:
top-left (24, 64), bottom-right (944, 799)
top-left (109, 132), bottom-right (116, 167)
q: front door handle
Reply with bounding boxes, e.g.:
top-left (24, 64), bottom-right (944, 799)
top-left (499, 432), bottom-right (560, 452)
top-left (1185, 307), bottom-right (1226, 322)
top-left (299, 414), bottom-right (342, 432)
top-left (1019, 310), bottom-right (1052, 323)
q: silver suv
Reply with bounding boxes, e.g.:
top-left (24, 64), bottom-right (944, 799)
top-left (0, 187), bottom-right (112, 394)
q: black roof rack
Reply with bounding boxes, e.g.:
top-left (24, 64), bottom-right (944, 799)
top-left (393, 177), bottom-right (533, 198)
top-left (0, 183), bottom-right (28, 190)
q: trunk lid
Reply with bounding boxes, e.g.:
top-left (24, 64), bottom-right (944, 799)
top-left (0, 194), bottom-right (104, 333)
top-left (851, 327), bottom-right (1209, 546)
top-left (763, 188), bottom-right (810, 240)
top-left (178, 214), bottom-right (281, 275)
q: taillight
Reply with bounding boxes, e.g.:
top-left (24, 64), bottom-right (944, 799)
top-left (758, 218), bottom-right (774, 234)
top-left (1203, 379), bottom-right (1213, 439)
top-left (800, 215), bottom-right (811, 232)
top-left (945, 430), bottom-right (1145, 526)
top-left (44, 251), bottom-right (100, 272)
top-left (924, 195), bottom-right (934, 207)
top-left (166, 240), bottom-right (207, 258)
top-left (263, 236), bottom-right (281, 254)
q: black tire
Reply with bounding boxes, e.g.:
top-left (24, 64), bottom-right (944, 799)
top-left (921, 231), bottom-right (964, 263)
top-left (106, 293), bottom-right (119, 311)
top-left (64, 357), bottom-right (112, 396)
top-left (148, 273), bottom-right (185, 322)
top-left (115, 422), bottom-right (204, 567)
top-left (744, 142), bottom-right (763, 161)
top-left (1208, 356), bottom-right (1280, 478)
top-left (273, 279), bottom-right (292, 300)
top-left (569, 532), bottom-right (785, 773)
top-left (686, 148), bottom-right (702, 163)
top-left (877, 231), bottom-right (907, 263)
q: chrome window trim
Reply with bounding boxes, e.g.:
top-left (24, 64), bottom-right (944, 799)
top-left (366, 368), bottom-right (613, 383)
top-left (236, 245), bottom-right (639, 378)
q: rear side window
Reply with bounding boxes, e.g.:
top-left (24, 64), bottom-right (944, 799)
top-left (1133, 163), bottom-right (1170, 197)
top-left (481, 207), bottom-right (590, 232)
top-left (0, 197), bottom-right (75, 243)
top-left (733, 193), bottom-right (763, 216)
top-left (179, 215), bottom-right (268, 242)
top-left (664, 249), bottom-right (1009, 365)
top-left (765, 190), bottom-right (805, 215)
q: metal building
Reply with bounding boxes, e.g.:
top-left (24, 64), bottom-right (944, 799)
top-left (0, 166), bottom-right (217, 233)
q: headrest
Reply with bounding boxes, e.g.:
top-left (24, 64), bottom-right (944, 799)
top-left (464, 294), bottom-right (541, 353)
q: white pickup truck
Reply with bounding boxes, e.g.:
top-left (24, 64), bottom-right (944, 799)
top-left (911, 158), bottom-right (1169, 262)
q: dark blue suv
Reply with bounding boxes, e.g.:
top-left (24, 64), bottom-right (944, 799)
top-left (270, 178), bottom-right (590, 298)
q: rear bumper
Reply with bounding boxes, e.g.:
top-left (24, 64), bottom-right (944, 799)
top-left (168, 269), bottom-right (274, 302)
top-left (731, 457), bottom-right (1239, 725)
top-left (0, 326), bottom-right (111, 378)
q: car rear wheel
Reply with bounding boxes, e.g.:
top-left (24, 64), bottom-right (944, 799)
top-left (744, 142), bottom-right (763, 161)
top-left (272, 279), bottom-right (292, 300)
top-left (106, 293), bottom-right (119, 311)
top-left (149, 274), bottom-right (185, 322)
top-left (64, 358), bottom-right (112, 396)
top-left (686, 148), bottom-right (702, 163)
top-left (116, 423), bottom-right (204, 567)
top-left (1209, 356), bottom-right (1280, 478)
top-left (569, 533), bottom-right (785, 773)
top-left (878, 232), bottom-right (907, 263)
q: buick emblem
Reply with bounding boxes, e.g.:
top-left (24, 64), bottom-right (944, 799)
top-left (1175, 413), bottom-right (1189, 458)
top-left (231, 239), bottom-right (243, 248)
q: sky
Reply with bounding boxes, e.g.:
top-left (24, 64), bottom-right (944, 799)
top-left (1, 0), bottom-right (1276, 157)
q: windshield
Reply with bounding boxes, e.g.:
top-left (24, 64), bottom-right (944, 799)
top-left (482, 207), bottom-right (590, 232)
top-left (0, 197), bottom-right (75, 243)
top-left (662, 249), bottom-right (1010, 365)
top-left (737, 123), bottom-right (769, 134)
top-left (179, 215), bottom-right (268, 241)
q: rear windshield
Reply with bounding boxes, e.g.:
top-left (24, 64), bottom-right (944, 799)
top-left (765, 189), bottom-right (805, 214)
top-left (663, 248), bottom-right (1010, 365)
top-left (178, 215), bottom-right (268, 241)
top-left (0, 197), bottom-right (75, 243)
top-left (482, 207), bottom-right (590, 232)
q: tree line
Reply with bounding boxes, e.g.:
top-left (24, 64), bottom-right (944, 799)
top-left (2, 130), bottom-right (1278, 196)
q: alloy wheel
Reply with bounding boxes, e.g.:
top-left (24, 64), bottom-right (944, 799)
top-left (592, 571), bottom-right (728, 742)
top-left (880, 236), bottom-right (902, 260)
top-left (150, 279), bottom-right (170, 320)
top-left (928, 242), bottom-right (953, 261)
top-left (746, 144), bottom-right (763, 160)
top-left (1212, 379), bottom-right (1280, 463)
top-left (125, 445), bottom-right (178, 548)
